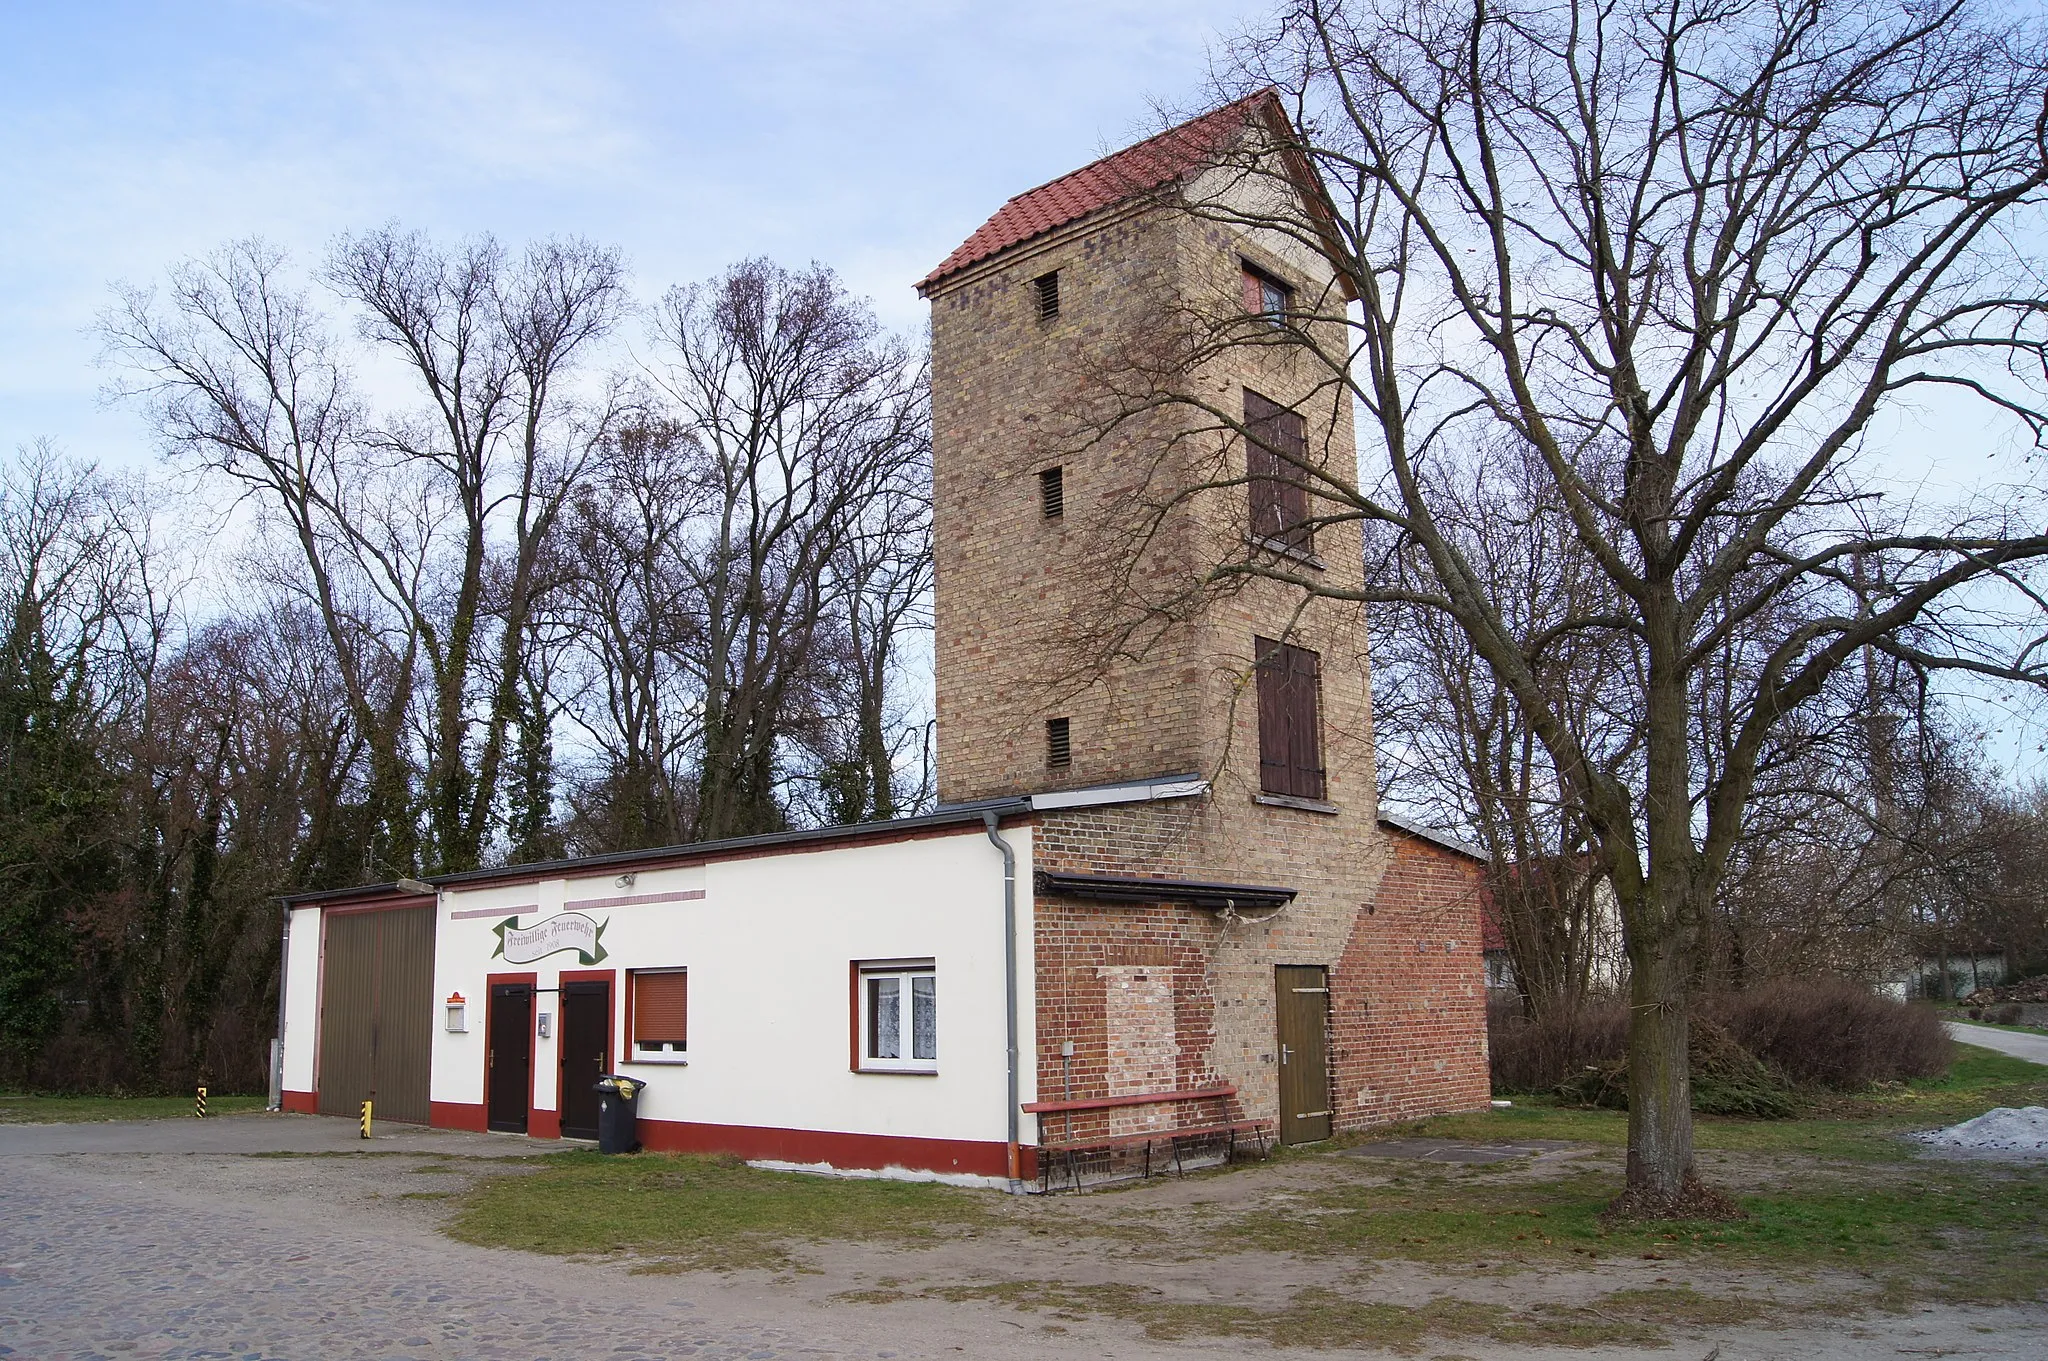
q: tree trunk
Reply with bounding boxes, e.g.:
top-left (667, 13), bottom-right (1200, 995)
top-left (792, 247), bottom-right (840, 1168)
top-left (1622, 929), bottom-right (1694, 1205)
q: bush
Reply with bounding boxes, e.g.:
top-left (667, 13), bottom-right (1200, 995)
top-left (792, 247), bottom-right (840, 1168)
top-left (1486, 996), bottom-right (1630, 1093)
top-left (1553, 1017), bottom-right (1797, 1118)
top-left (1700, 979), bottom-right (1952, 1088)
top-left (1488, 979), bottom-right (1953, 1108)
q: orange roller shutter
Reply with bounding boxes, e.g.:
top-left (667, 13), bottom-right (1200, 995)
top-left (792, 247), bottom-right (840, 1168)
top-left (633, 971), bottom-right (688, 1047)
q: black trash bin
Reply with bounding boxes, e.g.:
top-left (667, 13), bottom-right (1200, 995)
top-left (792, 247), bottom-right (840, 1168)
top-left (593, 1074), bottom-right (645, 1154)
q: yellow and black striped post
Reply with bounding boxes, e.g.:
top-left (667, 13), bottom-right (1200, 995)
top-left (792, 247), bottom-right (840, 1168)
top-left (359, 1098), bottom-right (372, 1139)
top-left (194, 1085), bottom-right (207, 1119)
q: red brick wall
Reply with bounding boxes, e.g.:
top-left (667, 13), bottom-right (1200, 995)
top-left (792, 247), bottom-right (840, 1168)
top-left (1027, 808), bottom-right (1492, 1147)
top-left (1333, 830), bottom-right (1492, 1126)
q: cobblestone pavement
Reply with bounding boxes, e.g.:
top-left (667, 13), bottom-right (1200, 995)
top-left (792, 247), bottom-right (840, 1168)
top-left (0, 1156), bottom-right (841, 1361)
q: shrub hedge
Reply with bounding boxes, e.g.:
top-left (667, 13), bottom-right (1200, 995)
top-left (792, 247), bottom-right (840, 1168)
top-left (1488, 979), bottom-right (1953, 1105)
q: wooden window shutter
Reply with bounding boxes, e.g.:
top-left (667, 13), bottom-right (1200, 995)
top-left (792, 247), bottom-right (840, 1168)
top-left (633, 971), bottom-right (687, 1047)
top-left (1256, 638), bottom-right (1324, 799)
top-left (1287, 643), bottom-right (1325, 799)
top-left (1255, 637), bottom-right (1290, 795)
top-left (1246, 391), bottom-right (1285, 542)
top-left (1245, 391), bottom-right (1312, 552)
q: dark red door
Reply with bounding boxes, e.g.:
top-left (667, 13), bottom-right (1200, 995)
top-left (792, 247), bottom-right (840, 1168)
top-left (559, 980), bottom-right (610, 1140)
top-left (487, 984), bottom-right (533, 1134)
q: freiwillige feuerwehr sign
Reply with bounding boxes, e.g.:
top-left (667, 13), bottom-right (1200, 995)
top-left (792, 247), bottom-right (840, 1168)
top-left (492, 912), bottom-right (608, 966)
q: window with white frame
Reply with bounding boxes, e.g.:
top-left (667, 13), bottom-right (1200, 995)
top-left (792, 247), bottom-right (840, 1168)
top-left (629, 968), bottom-right (688, 1062)
top-left (858, 960), bottom-right (937, 1072)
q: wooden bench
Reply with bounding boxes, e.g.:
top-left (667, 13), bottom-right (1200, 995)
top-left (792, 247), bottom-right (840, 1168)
top-left (1023, 1085), bottom-right (1271, 1190)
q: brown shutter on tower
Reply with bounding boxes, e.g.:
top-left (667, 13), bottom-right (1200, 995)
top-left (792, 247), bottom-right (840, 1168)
top-left (633, 971), bottom-right (688, 1047)
top-left (1287, 642), bottom-right (1326, 799)
top-left (1256, 637), bottom-right (1325, 800)
top-left (1244, 390), bottom-right (1311, 551)
top-left (1255, 637), bottom-right (1290, 794)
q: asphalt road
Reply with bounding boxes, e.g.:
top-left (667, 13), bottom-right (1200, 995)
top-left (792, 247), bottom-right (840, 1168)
top-left (1947, 1020), bottom-right (2048, 1066)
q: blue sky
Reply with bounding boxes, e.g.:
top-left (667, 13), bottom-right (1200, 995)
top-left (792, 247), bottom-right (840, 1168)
top-left (6, 0), bottom-right (2041, 775)
top-left (2, 0), bottom-right (1251, 467)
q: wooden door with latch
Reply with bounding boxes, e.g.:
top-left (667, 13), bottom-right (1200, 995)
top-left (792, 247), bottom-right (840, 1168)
top-left (1276, 965), bottom-right (1333, 1144)
top-left (558, 979), bottom-right (611, 1140)
top-left (487, 983), bottom-right (533, 1133)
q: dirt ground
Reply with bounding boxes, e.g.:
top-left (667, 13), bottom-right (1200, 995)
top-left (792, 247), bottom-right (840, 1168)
top-left (10, 1115), bottom-right (2039, 1359)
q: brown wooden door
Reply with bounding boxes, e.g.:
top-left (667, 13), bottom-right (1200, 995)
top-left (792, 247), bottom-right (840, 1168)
top-left (558, 980), bottom-right (610, 1140)
top-left (1276, 965), bottom-right (1332, 1145)
top-left (487, 984), bottom-right (533, 1133)
top-left (316, 905), bottom-right (435, 1124)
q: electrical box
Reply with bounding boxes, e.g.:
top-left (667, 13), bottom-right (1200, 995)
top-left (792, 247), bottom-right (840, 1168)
top-left (443, 993), bottom-right (467, 1033)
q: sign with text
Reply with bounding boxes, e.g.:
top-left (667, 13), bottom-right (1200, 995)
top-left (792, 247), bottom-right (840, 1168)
top-left (492, 912), bottom-right (608, 966)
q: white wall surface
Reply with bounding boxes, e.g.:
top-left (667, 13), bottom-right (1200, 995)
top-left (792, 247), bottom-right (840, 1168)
top-left (427, 823), bottom-right (1036, 1146)
top-left (280, 905), bottom-right (323, 1093)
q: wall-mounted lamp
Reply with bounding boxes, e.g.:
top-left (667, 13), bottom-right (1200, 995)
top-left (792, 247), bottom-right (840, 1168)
top-left (444, 992), bottom-right (468, 1032)
top-left (395, 877), bottom-right (436, 896)
top-left (615, 872), bottom-right (638, 889)
top-left (537, 1012), bottom-right (552, 1039)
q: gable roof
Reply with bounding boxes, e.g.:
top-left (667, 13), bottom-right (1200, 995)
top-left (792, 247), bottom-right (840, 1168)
top-left (1378, 813), bottom-right (1488, 864)
top-left (916, 90), bottom-right (1294, 294)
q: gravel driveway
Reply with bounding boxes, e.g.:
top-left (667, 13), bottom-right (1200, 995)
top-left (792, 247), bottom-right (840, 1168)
top-left (3, 1113), bottom-right (2044, 1360)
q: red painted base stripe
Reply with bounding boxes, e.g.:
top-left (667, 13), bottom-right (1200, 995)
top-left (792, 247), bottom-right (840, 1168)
top-left (530, 1107), bottom-right (561, 1140)
top-left (281, 1090), bottom-right (316, 1115)
top-left (430, 1100), bottom-right (489, 1133)
top-left (635, 1118), bottom-right (1030, 1179)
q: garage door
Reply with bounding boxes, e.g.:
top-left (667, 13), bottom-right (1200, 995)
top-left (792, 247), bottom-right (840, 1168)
top-left (316, 905), bottom-right (435, 1124)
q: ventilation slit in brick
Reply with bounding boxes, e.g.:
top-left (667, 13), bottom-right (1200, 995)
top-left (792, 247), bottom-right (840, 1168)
top-left (1046, 716), bottom-right (1072, 768)
top-left (1039, 466), bottom-right (1064, 519)
top-left (1034, 270), bottom-right (1061, 320)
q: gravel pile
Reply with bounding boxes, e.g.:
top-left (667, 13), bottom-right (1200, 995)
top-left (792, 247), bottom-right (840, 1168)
top-left (1914, 1105), bottom-right (2048, 1158)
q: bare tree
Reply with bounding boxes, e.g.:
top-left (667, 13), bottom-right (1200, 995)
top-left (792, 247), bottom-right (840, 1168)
top-left (1067, 1), bottom-right (2048, 1212)
top-left (812, 364), bottom-right (934, 824)
top-left (102, 242), bottom-right (419, 875)
top-left (552, 418), bottom-right (707, 852)
top-left (107, 231), bottom-right (627, 874)
top-left (327, 228), bottom-right (627, 871)
top-left (1372, 445), bottom-right (1628, 1017)
top-left (646, 260), bottom-right (929, 840)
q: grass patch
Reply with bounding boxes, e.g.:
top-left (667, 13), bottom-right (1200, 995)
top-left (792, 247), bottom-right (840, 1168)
top-left (1404, 1044), bottom-right (2048, 1163)
top-left (445, 1150), bottom-right (994, 1272)
top-left (0, 1091), bottom-right (268, 1123)
top-left (1235, 1044), bottom-right (2048, 1300)
top-left (899, 1279), bottom-right (1763, 1351)
top-left (1232, 1159), bottom-right (2045, 1281)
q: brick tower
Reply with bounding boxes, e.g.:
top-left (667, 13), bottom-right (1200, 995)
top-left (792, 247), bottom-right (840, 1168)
top-left (918, 93), bottom-right (1489, 1149)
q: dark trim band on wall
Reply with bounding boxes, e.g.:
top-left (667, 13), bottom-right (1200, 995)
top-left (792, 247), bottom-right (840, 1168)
top-left (1033, 870), bottom-right (1296, 911)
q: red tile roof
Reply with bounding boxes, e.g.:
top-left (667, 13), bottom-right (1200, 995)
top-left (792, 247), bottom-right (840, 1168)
top-left (916, 91), bottom-right (1285, 294)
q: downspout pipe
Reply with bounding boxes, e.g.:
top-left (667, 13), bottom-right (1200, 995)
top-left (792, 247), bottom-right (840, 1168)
top-left (270, 900), bottom-right (291, 1111)
top-left (982, 810), bottom-right (1021, 1191)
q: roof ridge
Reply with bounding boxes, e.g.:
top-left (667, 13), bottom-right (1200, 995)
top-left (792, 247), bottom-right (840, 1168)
top-left (990, 89), bottom-right (1276, 216)
top-left (915, 90), bottom-right (1282, 293)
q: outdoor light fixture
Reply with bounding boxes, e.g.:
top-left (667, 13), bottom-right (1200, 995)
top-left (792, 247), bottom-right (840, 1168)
top-left (444, 993), bottom-right (467, 1033)
top-left (395, 877), bottom-right (435, 896)
top-left (537, 1012), bottom-right (551, 1039)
